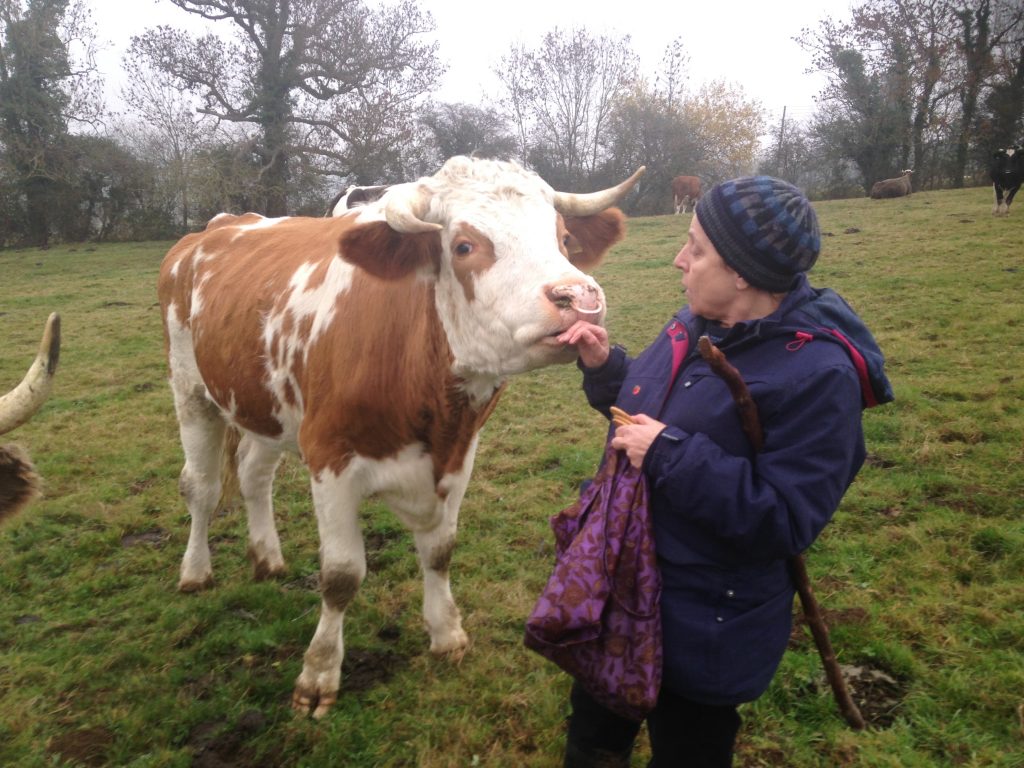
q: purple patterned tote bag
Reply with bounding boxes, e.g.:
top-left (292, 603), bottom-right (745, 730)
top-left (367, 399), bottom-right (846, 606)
top-left (524, 445), bottom-right (662, 721)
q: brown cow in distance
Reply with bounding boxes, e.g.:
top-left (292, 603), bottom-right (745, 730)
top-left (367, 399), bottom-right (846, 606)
top-left (672, 175), bottom-right (702, 214)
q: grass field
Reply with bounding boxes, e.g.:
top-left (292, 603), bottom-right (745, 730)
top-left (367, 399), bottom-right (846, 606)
top-left (1, 186), bottom-right (1022, 767)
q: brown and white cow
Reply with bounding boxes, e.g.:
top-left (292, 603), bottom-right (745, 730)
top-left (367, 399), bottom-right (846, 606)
top-left (671, 175), bottom-right (702, 214)
top-left (1, 313), bottom-right (60, 523)
top-left (158, 155), bottom-right (644, 718)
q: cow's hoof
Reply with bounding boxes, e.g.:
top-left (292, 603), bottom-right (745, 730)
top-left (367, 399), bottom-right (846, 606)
top-left (247, 544), bottom-right (286, 581)
top-left (250, 557), bottom-right (287, 581)
top-left (178, 574), bottom-right (214, 592)
top-left (430, 630), bottom-right (469, 663)
top-left (292, 686), bottom-right (337, 719)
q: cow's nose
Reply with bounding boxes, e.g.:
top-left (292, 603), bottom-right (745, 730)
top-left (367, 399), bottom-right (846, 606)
top-left (546, 282), bottom-right (603, 316)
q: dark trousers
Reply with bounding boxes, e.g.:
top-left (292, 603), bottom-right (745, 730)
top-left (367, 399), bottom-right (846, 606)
top-left (564, 682), bottom-right (741, 768)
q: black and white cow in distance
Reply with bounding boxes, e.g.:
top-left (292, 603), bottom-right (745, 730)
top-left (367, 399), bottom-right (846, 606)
top-left (991, 146), bottom-right (1022, 216)
top-left (324, 184), bottom-right (391, 217)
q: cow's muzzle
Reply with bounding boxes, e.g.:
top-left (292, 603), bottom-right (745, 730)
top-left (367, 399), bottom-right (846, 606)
top-left (546, 282), bottom-right (605, 320)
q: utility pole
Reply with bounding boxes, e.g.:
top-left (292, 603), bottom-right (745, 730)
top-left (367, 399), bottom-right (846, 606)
top-left (777, 106), bottom-right (787, 176)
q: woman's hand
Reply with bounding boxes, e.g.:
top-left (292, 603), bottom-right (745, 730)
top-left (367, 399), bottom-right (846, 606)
top-left (610, 413), bottom-right (665, 469)
top-left (557, 321), bottom-right (610, 369)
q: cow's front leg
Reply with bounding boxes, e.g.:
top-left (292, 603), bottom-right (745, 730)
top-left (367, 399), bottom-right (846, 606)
top-left (414, 515), bottom-right (468, 660)
top-left (292, 472), bottom-right (365, 719)
top-left (1005, 186), bottom-right (1018, 215)
top-left (411, 458), bottom-right (475, 660)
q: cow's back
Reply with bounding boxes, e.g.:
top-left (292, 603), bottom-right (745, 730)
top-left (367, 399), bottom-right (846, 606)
top-left (159, 215), bottom-right (360, 440)
top-left (157, 212), bottom-right (489, 475)
top-left (673, 176), bottom-right (700, 197)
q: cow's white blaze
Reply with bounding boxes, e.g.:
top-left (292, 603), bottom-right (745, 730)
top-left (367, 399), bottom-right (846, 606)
top-left (432, 195), bottom-right (606, 384)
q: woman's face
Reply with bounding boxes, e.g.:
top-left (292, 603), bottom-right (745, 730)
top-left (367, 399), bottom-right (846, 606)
top-left (673, 215), bottom-right (741, 322)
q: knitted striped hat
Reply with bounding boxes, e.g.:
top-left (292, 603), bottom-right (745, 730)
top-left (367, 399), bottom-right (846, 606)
top-left (694, 176), bottom-right (820, 292)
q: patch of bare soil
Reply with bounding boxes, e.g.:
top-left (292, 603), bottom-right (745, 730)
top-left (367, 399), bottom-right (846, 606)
top-left (128, 477), bottom-right (158, 495)
top-left (837, 664), bottom-right (906, 728)
top-left (789, 607), bottom-right (907, 728)
top-left (121, 527), bottom-right (169, 547)
top-left (342, 647), bottom-right (408, 692)
top-left (188, 709), bottom-right (282, 768)
top-left (47, 725), bottom-right (115, 767)
top-left (735, 743), bottom-right (789, 767)
top-left (364, 528), bottom-right (405, 573)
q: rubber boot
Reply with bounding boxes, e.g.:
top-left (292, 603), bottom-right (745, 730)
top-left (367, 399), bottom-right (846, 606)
top-left (563, 740), bottom-right (633, 768)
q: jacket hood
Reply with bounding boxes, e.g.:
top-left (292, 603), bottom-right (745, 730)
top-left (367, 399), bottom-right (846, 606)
top-left (773, 275), bottom-right (894, 407)
top-left (682, 274), bottom-right (894, 408)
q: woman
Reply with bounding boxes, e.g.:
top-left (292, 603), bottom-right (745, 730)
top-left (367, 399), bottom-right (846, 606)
top-left (555, 176), bottom-right (893, 767)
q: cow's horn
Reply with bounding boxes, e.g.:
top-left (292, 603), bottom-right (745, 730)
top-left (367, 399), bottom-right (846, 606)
top-left (382, 182), bottom-right (443, 234)
top-left (0, 313), bottom-right (61, 435)
top-left (552, 166), bottom-right (647, 217)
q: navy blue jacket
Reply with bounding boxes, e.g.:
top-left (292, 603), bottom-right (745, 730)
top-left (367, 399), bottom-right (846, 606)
top-left (580, 275), bottom-right (893, 706)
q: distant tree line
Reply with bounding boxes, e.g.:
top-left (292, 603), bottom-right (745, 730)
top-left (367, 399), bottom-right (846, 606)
top-left (0, 0), bottom-right (1021, 247)
top-left (764, 0), bottom-right (1024, 199)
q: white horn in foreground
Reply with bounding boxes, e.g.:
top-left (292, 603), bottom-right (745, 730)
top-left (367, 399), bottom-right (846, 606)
top-left (552, 166), bottom-right (647, 217)
top-left (0, 312), bottom-right (61, 435)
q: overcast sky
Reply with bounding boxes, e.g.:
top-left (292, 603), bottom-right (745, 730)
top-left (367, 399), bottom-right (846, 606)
top-left (92, 0), bottom-right (856, 127)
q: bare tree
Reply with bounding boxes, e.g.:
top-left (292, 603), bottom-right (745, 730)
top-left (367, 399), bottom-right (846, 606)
top-left (598, 39), bottom-right (765, 214)
top-left (981, 37), bottom-right (1024, 148)
top-left (120, 42), bottom-right (220, 231)
top-left (495, 27), bottom-right (638, 189)
top-left (131, 0), bottom-right (442, 216)
top-left (419, 102), bottom-right (517, 166)
top-left (602, 83), bottom-right (687, 214)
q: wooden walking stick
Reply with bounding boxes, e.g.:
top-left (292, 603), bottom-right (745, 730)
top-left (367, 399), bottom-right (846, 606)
top-left (697, 336), bottom-right (866, 730)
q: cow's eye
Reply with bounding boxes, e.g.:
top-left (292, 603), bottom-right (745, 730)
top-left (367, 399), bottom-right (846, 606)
top-left (562, 234), bottom-right (571, 248)
top-left (453, 241), bottom-right (474, 258)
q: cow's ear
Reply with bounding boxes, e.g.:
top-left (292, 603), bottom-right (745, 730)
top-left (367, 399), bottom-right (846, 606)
top-left (339, 220), bottom-right (442, 280)
top-left (562, 208), bottom-right (627, 270)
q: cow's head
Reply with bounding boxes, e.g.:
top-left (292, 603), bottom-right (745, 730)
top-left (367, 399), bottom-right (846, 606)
top-left (993, 146), bottom-right (1021, 170)
top-left (1, 312), bottom-right (60, 523)
top-left (338, 157), bottom-right (644, 382)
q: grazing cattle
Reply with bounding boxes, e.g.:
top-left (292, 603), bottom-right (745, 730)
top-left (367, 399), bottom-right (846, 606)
top-left (158, 155), bottom-right (645, 718)
top-left (869, 169), bottom-right (913, 199)
top-left (991, 146), bottom-right (1023, 215)
top-left (324, 184), bottom-right (391, 216)
top-left (1, 313), bottom-right (60, 523)
top-left (671, 175), bottom-right (702, 214)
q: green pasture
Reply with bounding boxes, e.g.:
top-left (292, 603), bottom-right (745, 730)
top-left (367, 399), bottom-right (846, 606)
top-left (1, 187), bottom-right (1022, 766)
